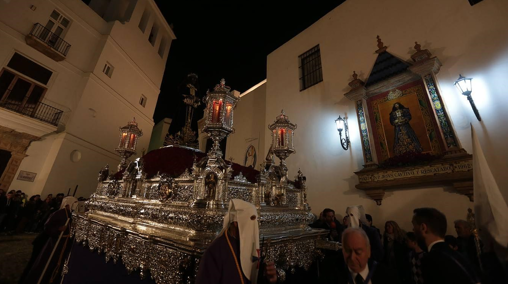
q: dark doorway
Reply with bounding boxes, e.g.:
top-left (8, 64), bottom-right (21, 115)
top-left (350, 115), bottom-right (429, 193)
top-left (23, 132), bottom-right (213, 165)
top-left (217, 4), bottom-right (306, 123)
top-left (0, 149), bottom-right (12, 178)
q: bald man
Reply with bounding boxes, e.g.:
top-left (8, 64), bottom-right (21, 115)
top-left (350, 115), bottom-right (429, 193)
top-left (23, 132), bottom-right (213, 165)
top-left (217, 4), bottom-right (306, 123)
top-left (338, 227), bottom-right (399, 284)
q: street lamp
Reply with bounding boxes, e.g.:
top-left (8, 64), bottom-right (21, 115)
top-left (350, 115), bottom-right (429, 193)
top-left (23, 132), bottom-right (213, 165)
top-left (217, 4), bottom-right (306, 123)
top-left (454, 74), bottom-right (481, 121)
top-left (335, 115), bottom-right (350, 150)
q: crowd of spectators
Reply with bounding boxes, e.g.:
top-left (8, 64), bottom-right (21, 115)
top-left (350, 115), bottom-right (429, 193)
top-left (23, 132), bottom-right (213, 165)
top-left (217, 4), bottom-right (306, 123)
top-left (0, 189), bottom-right (84, 235)
top-left (310, 206), bottom-right (506, 284)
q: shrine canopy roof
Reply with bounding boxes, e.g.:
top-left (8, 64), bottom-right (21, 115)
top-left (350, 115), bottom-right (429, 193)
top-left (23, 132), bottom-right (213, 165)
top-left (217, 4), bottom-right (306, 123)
top-left (365, 51), bottom-right (410, 87)
top-left (140, 146), bottom-right (260, 183)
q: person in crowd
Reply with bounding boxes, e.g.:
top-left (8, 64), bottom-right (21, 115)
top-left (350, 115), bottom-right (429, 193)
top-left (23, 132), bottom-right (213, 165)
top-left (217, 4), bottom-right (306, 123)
top-left (412, 207), bottom-right (480, 284)
top-left (22, 196), bottom-right (78, 284)
top-left (14, 191), bottom-right (23, 203)
top-left (35, 195), bottom-right (53, 232)
top-left (406, 232), bottom-right (425, 284)
top-left (15, 195), bottom-right (37, 234)
top-left (314, 208), bottom-right (344, 242)
top-left (383, 220), bottom-right (408, 281)
top-left (445, 235), bottom-right (459, 251)
top-left (50, 193), bottom-right (65, 213)
top-left (343, 215), bottom-right (349, 227)
top-left (338, 227), bottom-right (399, 284)
top-left (28, 195), bottom-right (43, 232)
top-left (365, 214), bottom-right (382, 240)
top-left (309, 210), bottom-right (325, 228)
top-left (196, 199), bottom-right (277, 284)
top-left (312, 209), bottom-right (345, 283)
top-left (346, 205), bottom-right (384, 262)
top-left (4, 191), bottom-right (22, 232)
top-left (0, 190), bottom-right (13, 231)
top-left (454, 219), bottom-right (482, 271)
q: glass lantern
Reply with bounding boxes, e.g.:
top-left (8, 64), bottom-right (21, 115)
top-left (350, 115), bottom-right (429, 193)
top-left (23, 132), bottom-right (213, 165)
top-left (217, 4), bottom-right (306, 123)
top-left (268, 110), bottom-right (297, 161)
top-left (454, 74), bottom-right (481, 121)
top-left (454, 74), bottom-right (472, 96)
top-left (202, 79), bottom-right (239, 157)
top-left (115, 118), bottom-right (143, 171)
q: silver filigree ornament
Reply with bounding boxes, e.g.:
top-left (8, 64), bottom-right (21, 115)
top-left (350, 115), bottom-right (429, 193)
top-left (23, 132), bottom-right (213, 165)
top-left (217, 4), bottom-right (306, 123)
top-left (233, 172), bottom-right (249, 183)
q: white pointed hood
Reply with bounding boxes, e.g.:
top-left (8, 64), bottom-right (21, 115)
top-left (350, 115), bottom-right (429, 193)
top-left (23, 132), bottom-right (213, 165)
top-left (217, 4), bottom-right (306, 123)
top-left (346, 205), bottom-right (366, 228)
top-left (60, 196), bottom-right (78, 211)
top-left (221, 199), bottom-right (260, 282)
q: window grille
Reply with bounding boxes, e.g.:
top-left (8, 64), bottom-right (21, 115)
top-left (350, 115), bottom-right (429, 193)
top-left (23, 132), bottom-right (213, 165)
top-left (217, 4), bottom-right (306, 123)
top-left (299, 45), bottom-right (323, 91)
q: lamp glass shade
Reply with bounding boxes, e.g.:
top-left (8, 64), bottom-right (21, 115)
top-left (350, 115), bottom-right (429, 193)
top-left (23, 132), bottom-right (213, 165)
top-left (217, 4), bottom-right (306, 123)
top-left (454, 75), bottom-right (472, 95)
top-left (335, 116), bottom-right (344, 132)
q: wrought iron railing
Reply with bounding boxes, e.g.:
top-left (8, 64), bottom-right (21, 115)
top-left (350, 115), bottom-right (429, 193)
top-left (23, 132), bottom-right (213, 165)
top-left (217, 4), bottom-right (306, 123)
top-left (0, 100), bottom-right (63, 126)
top-left (28, 23), bottom-right (71, 57)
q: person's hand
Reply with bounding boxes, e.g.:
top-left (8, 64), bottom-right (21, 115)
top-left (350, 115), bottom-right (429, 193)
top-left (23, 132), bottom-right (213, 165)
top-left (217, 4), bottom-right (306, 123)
top-left (264, 261), bottom-right (277, 283)
top-left (58, 225), bottom-right (67, 232)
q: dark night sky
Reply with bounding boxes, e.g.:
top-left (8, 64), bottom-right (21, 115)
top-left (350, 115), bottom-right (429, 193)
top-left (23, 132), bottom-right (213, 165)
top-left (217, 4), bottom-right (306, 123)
top-left (152, 1), bottom-right (346, 133)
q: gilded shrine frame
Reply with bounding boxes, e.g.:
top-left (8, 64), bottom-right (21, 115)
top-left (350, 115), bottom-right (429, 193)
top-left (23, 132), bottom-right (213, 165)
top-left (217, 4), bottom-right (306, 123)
top-left (344, 40), bottom-right (473, 204)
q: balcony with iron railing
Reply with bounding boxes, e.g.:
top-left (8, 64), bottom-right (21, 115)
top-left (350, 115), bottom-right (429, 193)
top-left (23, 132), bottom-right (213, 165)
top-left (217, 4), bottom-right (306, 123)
top-left (25, 23), bottom-right (71, 61)
top-left (0, 99), bottom-right (63, 126)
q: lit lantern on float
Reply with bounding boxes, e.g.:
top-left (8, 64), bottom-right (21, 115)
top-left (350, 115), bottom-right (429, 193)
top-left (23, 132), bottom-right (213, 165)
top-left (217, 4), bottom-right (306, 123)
top-left (115, 118), bottom-right (143, 171)
top-left (268, 110), bottom-right (297, 164)
top-left (202, 79), bottom-right (239, 157)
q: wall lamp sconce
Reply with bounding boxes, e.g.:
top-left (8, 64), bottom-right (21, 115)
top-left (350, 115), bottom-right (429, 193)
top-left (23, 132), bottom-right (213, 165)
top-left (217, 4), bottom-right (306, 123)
top-left (335, 115), bottom-right (350, 150)
top-left (454, 74), bottom-right (481, 121)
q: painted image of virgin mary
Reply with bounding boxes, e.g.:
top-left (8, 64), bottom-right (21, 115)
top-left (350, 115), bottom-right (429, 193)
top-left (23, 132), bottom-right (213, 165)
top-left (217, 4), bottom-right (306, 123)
top-left (244, 145), bottom-right (257, 168)
top-left (389, 102), bottom-right (423, 156)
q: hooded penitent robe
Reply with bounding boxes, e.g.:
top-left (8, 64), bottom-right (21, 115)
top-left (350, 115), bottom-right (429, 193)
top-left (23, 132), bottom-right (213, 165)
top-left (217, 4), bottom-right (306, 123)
top-left (196, 231), bottom-right (251, 284)
top-left (196, 199), bottom-right (264, 284)
top-left (23, 197), bottom-right (77, 284)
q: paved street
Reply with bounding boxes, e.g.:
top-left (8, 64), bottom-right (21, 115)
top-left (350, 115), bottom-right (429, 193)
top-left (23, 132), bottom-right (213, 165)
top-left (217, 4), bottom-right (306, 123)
top-left (0, 233), bottom-right (36, 284)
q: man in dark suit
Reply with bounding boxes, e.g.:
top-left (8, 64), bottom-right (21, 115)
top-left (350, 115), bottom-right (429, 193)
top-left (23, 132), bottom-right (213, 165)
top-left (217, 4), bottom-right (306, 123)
top-left (412, 208), bottom-right (481, 284)
top-left (314, 208), bottom-right (344, 242)
top-left (311, 208), bottom-right (345, 283)
top-left (365, 214), bottom-right (382, 240)
top-left (454, 219), bottom-right (483, 272)
top-left (338, 227), bottom-right (399, 284)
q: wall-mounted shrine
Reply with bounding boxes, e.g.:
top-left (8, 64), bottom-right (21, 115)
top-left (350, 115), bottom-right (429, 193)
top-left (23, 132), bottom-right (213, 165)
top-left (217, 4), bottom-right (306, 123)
top-left (344, 37), bottom-right (473, 205)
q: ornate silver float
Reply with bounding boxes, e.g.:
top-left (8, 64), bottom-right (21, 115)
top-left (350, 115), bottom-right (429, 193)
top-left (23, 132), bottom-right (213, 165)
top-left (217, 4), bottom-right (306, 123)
top-left (71, 79), bottom-right (331, 283)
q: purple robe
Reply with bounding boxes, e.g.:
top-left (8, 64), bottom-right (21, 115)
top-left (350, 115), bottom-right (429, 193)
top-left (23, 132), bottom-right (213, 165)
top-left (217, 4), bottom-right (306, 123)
top-left (23, 208), bottom-right (72, 284)
top-left (196, 232), bottom-right (251, 284)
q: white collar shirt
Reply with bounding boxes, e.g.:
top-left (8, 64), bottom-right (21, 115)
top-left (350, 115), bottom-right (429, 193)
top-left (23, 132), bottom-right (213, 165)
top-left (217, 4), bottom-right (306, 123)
top-left (428, 239), bottom-right (445, 251)
top-left (349, 265), bottom-right (371, 284)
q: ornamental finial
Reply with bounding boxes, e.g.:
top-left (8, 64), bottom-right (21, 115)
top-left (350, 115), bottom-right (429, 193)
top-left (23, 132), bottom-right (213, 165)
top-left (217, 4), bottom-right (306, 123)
top-left (129, 117), bottom-right (138, 126)
top-left (213, 78), bottom-right (231, 92)
top-left (377, 35), bottom-right (383, 49)
top-left (375, 35), bottom-right (387, 53)
top-left (414, 41), bottom-right (421, 52)
top-left (352, 71), bottom-right (358, 80)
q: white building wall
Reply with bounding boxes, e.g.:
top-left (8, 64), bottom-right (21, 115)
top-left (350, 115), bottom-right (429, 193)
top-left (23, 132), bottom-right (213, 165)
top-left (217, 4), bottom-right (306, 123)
top-left (225, 81), bottom-right (267, 170)
top-left (9, 133), bottom-right (64, 195)
top-left (40, 134), bottom-right (120, 198)
top-left (260, 0), bottom-right (508, 233)
top-left (0, 0), bottom-right (174, 197)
